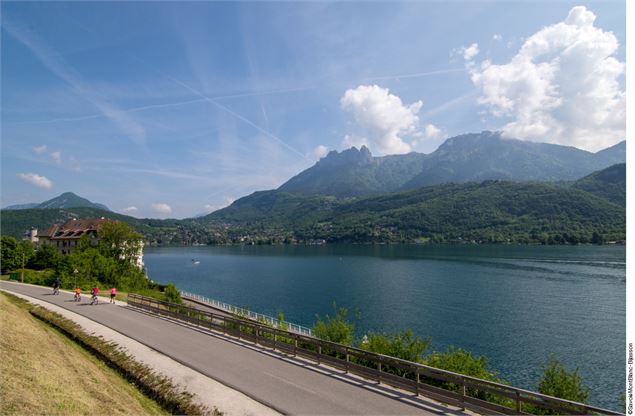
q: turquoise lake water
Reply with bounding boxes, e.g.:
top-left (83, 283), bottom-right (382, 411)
top-left (144, 244), bottom-right (625, 410)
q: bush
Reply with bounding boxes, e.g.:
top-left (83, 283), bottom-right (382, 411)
top-left (531, 357), bottom-right (589, 414)
top-left (164, 284), bottom-right (182, 304)
top-left (425, 346), bottom-right (506, 402)
top-left (360, 329), bottom-right (430, 363)
top-left (313, 302), bottom-right (354, 346)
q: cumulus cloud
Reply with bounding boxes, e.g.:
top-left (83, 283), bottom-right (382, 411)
top-left (340, 85), bottom-right (423, 155)
top-left (50, 151), bottom-right (62, 164)
top-left (32, 145), bottom-right (47, 154)
top-left (462, 43), bottom-right (480, 61)
top-left (151, 203), bottom-right (173, 215)
top-left (313, 145), bottom-right (329, 160)
top-left (423, 124), bottom-right (443, 140)
top-left (17, 173), bottom-right (53, 189)
top-left (120, 206), bottom-right (138, 213)
top-left (468, 6), bottom-right (625, 151)
top-left (493, 34), bottom-right (502, 41)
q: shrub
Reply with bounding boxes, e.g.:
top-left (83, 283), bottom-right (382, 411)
top-left (313, 302), bottom-right (354, 346)
top-left (164, 284), bottom-right (182, 304)
top-left (531, 357), bottom-right (590, 414)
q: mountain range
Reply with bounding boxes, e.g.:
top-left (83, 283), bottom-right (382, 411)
top-left (0, 132), bottom-right (626, 245)
top-left (278, 131), bottom-right (625, 197)
top-left (3, 192), bottom-right (110, 212)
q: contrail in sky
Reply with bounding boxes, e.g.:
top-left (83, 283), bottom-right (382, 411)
top-left (130, 55), bottom-right (309, 160)
top-left (363, 68), bottom-right (466, 82)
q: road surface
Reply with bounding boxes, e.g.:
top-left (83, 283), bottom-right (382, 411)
top-left (1, 281), bottom-right (467, 415)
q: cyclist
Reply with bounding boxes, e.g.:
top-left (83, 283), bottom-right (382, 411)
top-left (74, 287), bottom-right (82, 302)
top-left (91, 286), bottom-right (99, 305)
top-left (109, 287), bottom-right (117, 304)
top-left (52, 277), bottom-right (61, 295)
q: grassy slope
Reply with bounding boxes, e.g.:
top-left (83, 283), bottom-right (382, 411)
top-left (0, 292), bottom-right (166, 416)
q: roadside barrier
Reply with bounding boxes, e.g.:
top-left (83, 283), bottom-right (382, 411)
top-left (180, 291), bottom-right (312, 336)
top-left (127, 293), bottom-right (623, 416)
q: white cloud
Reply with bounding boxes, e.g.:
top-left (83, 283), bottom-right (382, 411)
top-left (493, 34), bottom-right (502, 41)
top-left (151, 203), bottom-right (173, 215)
top-left (32, 145), bottom-right (47, 154)
top-left (313, 145), bottom-right (329, 160)
top-left (340, 85), bottom-right (422, 155)
top-left (203, 197), bottom-right (235, 213)
top-left (50, 151), bottom-right (62, 164)
top-left (462, 43), bottom-right (480, 61)
top-left (423, 124), bottom-right (443, 140)
top-left (468, 6), bottom-right (625, 151)
top-left (120, 206), bottom-right (138, 213)
top-left (17, 173), bottom-right (53, 189)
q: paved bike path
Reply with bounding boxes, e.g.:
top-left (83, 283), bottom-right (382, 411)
top-left (0, 281), bottom-right (465, 415)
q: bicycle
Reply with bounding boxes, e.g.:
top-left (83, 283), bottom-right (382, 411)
top-left (74, 292), bottom-right (81, 302)
top-left (90, 294), bottom-right (98, 305)
top-left (53, 286), bottom-right (60, 295)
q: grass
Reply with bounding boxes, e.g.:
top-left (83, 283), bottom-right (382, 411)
top-left (0, 292), bottom-right (166, 415)
top-left (0, 291), bottom-right (218, 415)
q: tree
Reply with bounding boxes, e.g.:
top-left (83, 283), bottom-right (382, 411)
top-left (313, 302), bottom-right (354, 345)
top-left (0, 236), bottom-right (34, 273)
top-left (98, 221), bottom-right (143, 265)
top-left (591, 231), bottom-right (604, 245)
top-left (537, 357), bottom-right (589, 406)
top-left (28, 244), bottom-right (62, 270)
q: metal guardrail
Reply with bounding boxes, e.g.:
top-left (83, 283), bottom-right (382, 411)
top-left (180, 290), bottom-right (313, 336)
top-left (128, 293), bottom-right (623, 416)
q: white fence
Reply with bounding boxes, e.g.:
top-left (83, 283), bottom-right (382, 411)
top-left (180, 291), bottom-right (313, 336)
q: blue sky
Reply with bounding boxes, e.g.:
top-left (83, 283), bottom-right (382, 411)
top-left (1, 1), bottom-right (626, 218)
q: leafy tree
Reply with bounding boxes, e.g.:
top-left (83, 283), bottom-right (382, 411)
top-left (98, 221), bottom-right (144, 265)
top-left (537, 357), bottom-right (589, 409)
top-left (28, 244), bottom-right (63, 270)
top-left (0, 236), bottom-right (34, 273)
top-left (164, 283), bottom-right (182, 304)
top-left (313, 302), bottom-right (354, 346)
top-left (360, 329), bottom-right (430, 363)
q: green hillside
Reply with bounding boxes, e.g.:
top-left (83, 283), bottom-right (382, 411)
top-left (2, 164), bottom-right (625, 246)
top-left (572, 163), bottom-right (625, 206)
top-left (206, 179), bottom-right (625, 244)
top-left (0, 207), bottom-right (208, 246)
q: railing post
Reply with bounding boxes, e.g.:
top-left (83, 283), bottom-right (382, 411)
top-left (460, 377), bottom-right (466, 410)
top-left (416, 367), bottom-right (420, 396)
top-left (255, 326), bottom-right (259, 345)
top-left (318, 345), bottom-right (321, 364)
top-left (515, 390), bottom-right (521, 414)
top-left (294, 335), bottom-right (298, 357)
top-left (345, 350), bottom-right (350, 373)
top-left (378, 361), bottom-right (382, 384)
top-left (273, 332), bottom-right (277, 350)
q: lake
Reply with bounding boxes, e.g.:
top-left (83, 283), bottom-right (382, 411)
top-left (144, 244), bottom-right (625, 410)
